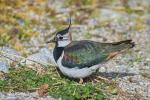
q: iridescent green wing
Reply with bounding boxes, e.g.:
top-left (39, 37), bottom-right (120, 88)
top-left (62, 40), bottom-right (134, 69)
top-left (62, 40), bottom-right (108, 68)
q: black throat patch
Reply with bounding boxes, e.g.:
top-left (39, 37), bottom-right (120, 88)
top-left (53, 46), bottom-right (64, 62)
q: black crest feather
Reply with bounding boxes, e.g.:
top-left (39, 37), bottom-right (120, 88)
top-left (57, 18), bottom-right (71, 35)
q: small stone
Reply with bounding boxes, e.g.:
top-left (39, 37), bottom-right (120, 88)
top-left (21, 48), bottom-right (55, 66)
top-left (140, 70), bottom-right (150, 78)
top-left (0, 62), bottom-right (9, 73)
top-left (146, 20), bottom-right (150, 25)
top-left (128, 67), bottom-right (139, 74)
top-left (0, 47), bottom-right (21, 64)
top-left (0, 92), bottom-right (56, 100)
top-left (99, 67), bottom-right (106, 72)
top-left (6, 95), bottom-right (21, 100)
top-left (118, 65), bottom-right (128, 73)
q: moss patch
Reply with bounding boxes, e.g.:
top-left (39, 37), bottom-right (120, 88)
top-left (0, 67), bottom-right (106, 100)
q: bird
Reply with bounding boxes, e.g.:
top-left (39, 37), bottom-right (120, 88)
top-left (46, 19), bottom-right (135, 83)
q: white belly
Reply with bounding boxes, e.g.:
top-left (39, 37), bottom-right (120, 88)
top-left (57, 52), bottom-right (100, 79)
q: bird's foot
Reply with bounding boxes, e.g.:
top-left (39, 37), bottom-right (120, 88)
top-left (95, 76), bottom-right (112, 83)
top-left (79, 78), bottom-right (83, 84)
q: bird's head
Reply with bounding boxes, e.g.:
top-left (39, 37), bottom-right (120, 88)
top-left (46, 18), bottom-right (72, 47)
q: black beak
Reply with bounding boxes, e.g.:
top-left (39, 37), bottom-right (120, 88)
top-left (46, 37), bottom-right (56, 43)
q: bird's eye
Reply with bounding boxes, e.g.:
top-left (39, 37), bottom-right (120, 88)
top-left (59, 36), bottom-right (63, 40)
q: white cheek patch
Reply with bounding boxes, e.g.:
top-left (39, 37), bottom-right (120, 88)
top-left (58, 40), bottom-right (71, 47)
top-left (62, 35), bottom-right (69, 40)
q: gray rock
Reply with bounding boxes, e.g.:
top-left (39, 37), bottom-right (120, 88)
top-left (6, 96), bottom-right (21, 100)
top-left (21, 48), bottom-right (55, 66)
top-left (128, 0), bottom-right (150, 8)
top-left (0, 92), bottom-right (56, 100)
top-left (0, 62), bottom-right (9, 73)
top-left (0, 47), bottom-right (21, 65)
top-left (146, 20), bottom-right (150, 25)
top-left (127, 67), bottom-right (139, 74)
top-left (100, 9), bottom-right (125, 20)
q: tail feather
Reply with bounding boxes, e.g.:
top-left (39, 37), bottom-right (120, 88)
top-left (112, 40), bottom-right (134, 47)
top-left (109, 40), bottom-right (135, 52)
top-left (104, 40), bottom-right (135, 60)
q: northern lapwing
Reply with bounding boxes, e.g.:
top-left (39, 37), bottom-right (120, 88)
top-left (47, 19), bottom-right (135, 83)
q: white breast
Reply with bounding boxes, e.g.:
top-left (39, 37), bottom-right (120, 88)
top-left (56, 52), bottom-right (101, 79)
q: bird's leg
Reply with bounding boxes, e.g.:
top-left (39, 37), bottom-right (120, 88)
top-left (79, 78), bottom-right (83, 84)
top-left (96, 76), bottom-right (111, 83)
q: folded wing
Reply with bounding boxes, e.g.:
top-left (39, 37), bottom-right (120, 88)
top-left (62, 40), bottom-right (134, 69)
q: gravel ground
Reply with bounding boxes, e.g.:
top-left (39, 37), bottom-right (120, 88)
top-left (0, 0), bottom-right (150, 99)
top-left (0, 92), bottom-right (56, 100)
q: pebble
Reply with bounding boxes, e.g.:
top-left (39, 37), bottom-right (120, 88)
top-left (0, 47), bottom-right (21, 64)
top-left (146, 20), bottom-right (150, 25)
top-left (0, 92), bottom-right (56, 100)
top-left (21, 48), bottom-right (55, 66)
top-left (0, 62), bottom-right (9, 73)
